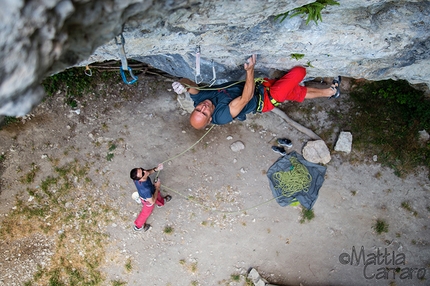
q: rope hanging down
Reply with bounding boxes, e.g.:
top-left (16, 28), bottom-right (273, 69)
top-left (115, 33), bottom-right (138, 85)
top-left (271, 157), bottom-right (312, 198)
top-left (153, 125), bottom-right (215, 182)
top-left (151, 124), bottom-right (287, 215)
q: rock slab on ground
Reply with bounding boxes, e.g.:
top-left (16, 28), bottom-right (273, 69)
top-left (302, 139), bottom-right (331, 164)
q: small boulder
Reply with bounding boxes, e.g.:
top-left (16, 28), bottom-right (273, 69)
top-left (418, 129), bottom-right (429, 143)
top-left (334, 131), bottom-right (353, 153)
top-left (302, 140), bottom-right (331, 164)
top-left (230, 140), bottom-right (245, 152)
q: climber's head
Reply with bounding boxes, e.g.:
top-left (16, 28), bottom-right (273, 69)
top-left (190, 99), bottom-right (214, 129)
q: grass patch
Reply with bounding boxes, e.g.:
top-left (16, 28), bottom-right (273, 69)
top-left (106, 142), bottom-right (117, 161)
top-left (275, 0), bottom-right (340, 25)
top-left (106, 153), bottom-right (114, 161)
top-left (125, 258), bottom-right (132, 272)
top-left (373, 219), bottom-right (389, 234)
top-left (190, 262), bottom-right (198, 273)
top-left (345, 79), bottom-right (430, 177)
top-left (300, 208), bottom-right (315, 223)
top-left (42, 67), bottom-right (93, 108)
top-left (0, 116), bottom-right (20, 129)
top-left (42, 67), bottom-right (120, 109)
top-left (401, 201), bottom-right (418, 217)
top-left (1, 159), bottom-right (116, 285)
top-left (291, 53), bottom-right (305, 60)
top-left (108, 143), bottom-right (117, 152)
top-left (244, 277), bottom-right (254, 286)
top-left (20, 163), bottom-right (40, 184)
top-left (179, 259), bottom-right (198, 274)
top-left (401, 201), bottom-right (412, 212)
top-left (163, 225), bottom-right (174, 234)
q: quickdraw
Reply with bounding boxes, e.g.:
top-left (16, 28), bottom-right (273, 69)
top-left (84, 65), bottom-right (92, 76)
top-left (195, 45), bottom-right (203, 84)
top-left (115, 33), bottom-right (138, 85)
top-left (194, 45), bottom-right (217, 86)
top-left (209, 60), bottom-right (216, 87)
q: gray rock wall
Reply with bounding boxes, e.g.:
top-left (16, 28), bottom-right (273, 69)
top-left (1, 0), bottom-right (429, 116)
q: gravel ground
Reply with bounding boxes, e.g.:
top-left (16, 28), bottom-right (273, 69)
top-left (0, 73), bottom-right (429, 286)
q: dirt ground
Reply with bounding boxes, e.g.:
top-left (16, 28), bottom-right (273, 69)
top-left (0, 72), bottom-right (429, 286)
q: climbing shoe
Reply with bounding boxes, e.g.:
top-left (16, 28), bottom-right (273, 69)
top-left (271, 146), bottom-right (286, 156)
top-left (330, 76), bottom-right (341, 99)
top-left (277, 138), bottom-right (293, 148)
top-left (134, 223), bottom-right (151, 232)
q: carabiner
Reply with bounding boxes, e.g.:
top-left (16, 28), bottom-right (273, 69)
top-left (84, 65), bottom-right (92, 76)
top-left (209, 60), bottom-right (216, 87)
top-left (120, 67), bottom-right (138, 85)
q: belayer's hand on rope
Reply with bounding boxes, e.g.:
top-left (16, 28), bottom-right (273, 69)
top-left (154, 163), bottom-right (163, 183)
top-left (154, 177), bottom-right (161, 188)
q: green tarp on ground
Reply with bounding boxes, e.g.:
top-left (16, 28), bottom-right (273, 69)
top-left (267, 151), bottom-right (327, 209)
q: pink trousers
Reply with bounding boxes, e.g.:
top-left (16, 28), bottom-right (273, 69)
top-left (134, 192), bottom-right (165, 228)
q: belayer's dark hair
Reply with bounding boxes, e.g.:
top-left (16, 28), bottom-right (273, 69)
top-left (130, 168), bottom-right (140, 180)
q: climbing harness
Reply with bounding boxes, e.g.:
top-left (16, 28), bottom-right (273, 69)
top-left (267, 88), bottom-right (280, 107)
top-left (271, 157), bottom-right (312, 198)
top-left (115, 33), bottom-right (138, 85)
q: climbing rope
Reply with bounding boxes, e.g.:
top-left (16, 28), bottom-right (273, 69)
top-left (148, 79), bottom-right (313, 215)
top-left (151, 126), bottom-right (311, 215)
top-left (271, 157), bottom-right (312, 198)
top-left (160, 184), bottom-right (279, 215)
top-left (183, 77), bottom-right (267, 91)
top-left (153, 125), bottom-right (215, 182)
top-left (149, 124), bottom-right (285, 214)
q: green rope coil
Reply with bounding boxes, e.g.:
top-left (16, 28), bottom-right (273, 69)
top-left (272, 157), bottom-right (312, 197)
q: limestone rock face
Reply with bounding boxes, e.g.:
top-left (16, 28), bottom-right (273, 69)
top-left (1, 0), bottom-right (429, 116)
